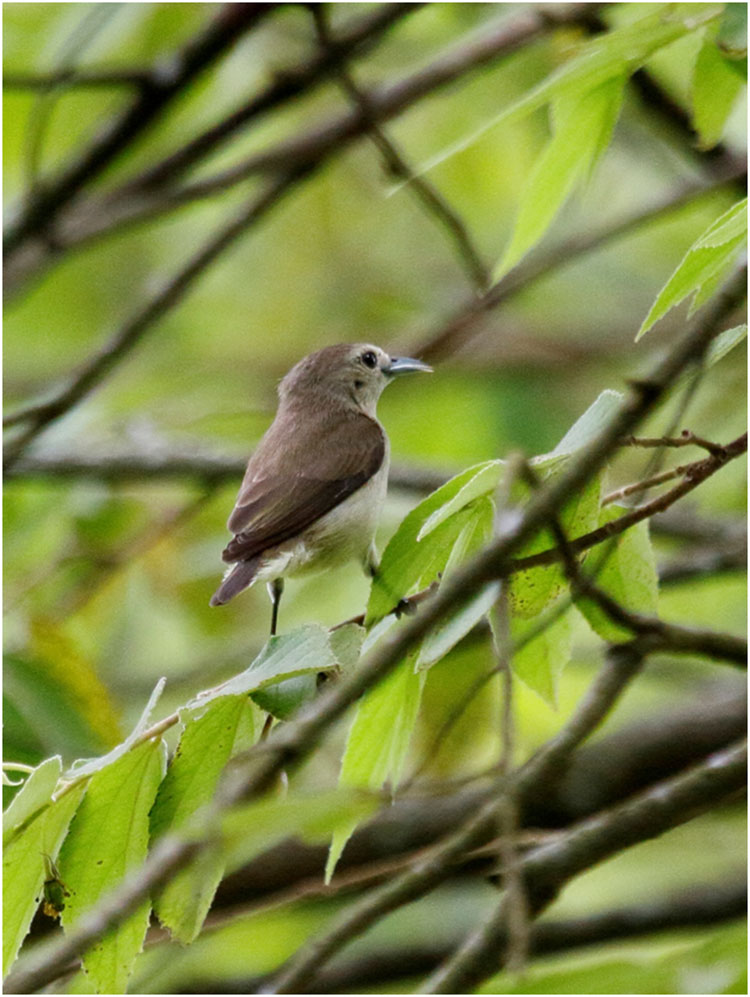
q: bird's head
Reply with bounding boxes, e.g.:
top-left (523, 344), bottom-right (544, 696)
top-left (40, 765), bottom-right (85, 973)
top-left (279, 343), bottom-right (432, 415)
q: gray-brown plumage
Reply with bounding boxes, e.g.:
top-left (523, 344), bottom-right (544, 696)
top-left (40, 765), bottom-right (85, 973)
top-left (210, 343), bottom-right (431, 631)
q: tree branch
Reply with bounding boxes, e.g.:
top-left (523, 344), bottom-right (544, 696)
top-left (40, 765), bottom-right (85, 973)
top-left (3, 4), bottom-right (280, 258)
top-left (4, 1), bottom-right (602, 297)
top-left (266, 641), bottom-right (649, 995)
top-left (3, 168), bottom-right (313, 467)
top-left (423, 740), bottom-right (747, 993)
top-left (310, 4), bottom-right (490, 292)
top-left (407, 168), bottom-right (746, 363)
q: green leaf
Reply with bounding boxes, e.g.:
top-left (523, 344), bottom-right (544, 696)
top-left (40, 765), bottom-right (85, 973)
top-left (494, 75), bottom-right (625, 279)
top-left (65, 677), bottom-right (166, 779)
top-left (59, 739), bottom-right (165, 994)
top-left (509, 469), bottom-right (602, 619)
top-left (695, 197), bottom-right (748, 247)
top-left (326, 657), bottom-right (424, 881)
top-left (328, 623), bottom-right (366, 671)
top-left (150, 697), bottom-right (255, 943)
top-left (414, 4), bottom-right (722, 179)
top-left (3, 755), bottom-right (61, 845)
top-left (250, 674), bottom-right (317, 721)
top-left (510, 607), bottom-right (573, 705)
top-left (549, 389), bottom-right (625, 459)
top-left (717, 2), bottom-right (748, 59)
top-left (417, 461), bottom-right (500, 541)
top-left (575, 505), bottom-right (659, 642)
top-left (692, 35), bottom-right (744, 149)
top-left (637, 198), bottom-right (747, 339)
top-left (194, 624), bottom-right (337, 707)
top-left (480, 921), bottom-right (747, 995)
top-left (222, 789), bottom-right (378, 873)
top-left (253, 625), bottom-right (365, 720)
top-left (367, 463), bottom-right (491, 625)
top-left (705, 322), bottom-right (747, 366)
top-left (417, 497), bottom-right (498, 669)
top-left (3, 784), bottom-right (85, 975)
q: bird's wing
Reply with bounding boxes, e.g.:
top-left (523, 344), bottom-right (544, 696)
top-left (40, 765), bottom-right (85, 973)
top-left (222, 410), bottom-right (385, 563)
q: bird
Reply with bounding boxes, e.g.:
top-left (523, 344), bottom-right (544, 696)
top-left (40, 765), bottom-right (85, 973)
top-left (210, 342), bottom-right (432, 634)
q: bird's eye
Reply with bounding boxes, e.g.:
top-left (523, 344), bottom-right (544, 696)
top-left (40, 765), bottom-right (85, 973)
top-left (361, 351), bottom-right (377, 369)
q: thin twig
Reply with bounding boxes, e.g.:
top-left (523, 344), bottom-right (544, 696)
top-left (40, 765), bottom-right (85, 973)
top-left (3, 68), bottom-right (150, 90)
top-left (311, 5), bottom-right (490, 293)
top-left (407, 171), bottom-right (746, 364)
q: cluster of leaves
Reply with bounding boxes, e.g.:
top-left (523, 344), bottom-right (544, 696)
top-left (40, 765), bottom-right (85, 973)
top-left (417, 2), bottom-right (746, 280)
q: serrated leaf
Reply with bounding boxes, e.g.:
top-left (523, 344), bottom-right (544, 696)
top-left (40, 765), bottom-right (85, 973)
top-left (193, 625), bottom-right (337, 707)
top-left (705, 323), bottom-right (747, 365)
top-left (326, 657), bottom-right (424, 882)
top-left (367, 464), bottom-right (487, 625)
top-left (418, 497), bottom-right (498, 669)
top-left (510, 607), bottom-right (573, 706)
top-left (150, 697), bottom-right (255, 943)
top-left (694, 197), bottom-right (748, 247)
top-left (59, 739), bottom-right (165, 995)
top-left (222, 789), bottom-right (377, 873)
top-left (638, 198), bottom-right (747, 339)
top-left (3, 784), bottom-right (85, 975)
top-left (495, 75), bottom-right (625, 279)
top-left (509, 469), bottom-right (602, 619)
top-left (575, 505), bottom-right (659, 643)
top-left (413, 4), bottom-right (721, 179)
top-left (692, 36), bottom-right (744, 149)
top-left (65, 677), bottom-right (166, 779)
top-left (688, 252), bottom-right (740, 315)
top-left (3, 755), bottom-right (61, 845)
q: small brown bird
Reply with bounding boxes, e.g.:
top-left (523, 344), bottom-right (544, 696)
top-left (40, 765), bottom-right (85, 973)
top-left (210, 343), bottom-right (432, 633)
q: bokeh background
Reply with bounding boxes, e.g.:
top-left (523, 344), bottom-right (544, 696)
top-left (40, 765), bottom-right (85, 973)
top-left (4, 3), bottom-right (747, 993)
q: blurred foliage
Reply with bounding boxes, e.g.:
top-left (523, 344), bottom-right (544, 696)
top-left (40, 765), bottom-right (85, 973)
top-left (3, 3), bottom-right (747, 994)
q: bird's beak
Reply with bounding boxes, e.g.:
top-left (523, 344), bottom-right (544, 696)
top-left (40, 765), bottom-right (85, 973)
top-left (385, 355), bottom-right (433, 377)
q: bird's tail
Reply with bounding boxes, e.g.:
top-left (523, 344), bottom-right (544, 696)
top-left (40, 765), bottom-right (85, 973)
top-left (209, 558), bottom-right (261, 606)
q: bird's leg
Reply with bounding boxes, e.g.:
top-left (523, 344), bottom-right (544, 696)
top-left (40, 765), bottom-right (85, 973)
top-left (267, 577), bottom-right (284, 636)
top-left (363, 542), bottom-right (380, 578)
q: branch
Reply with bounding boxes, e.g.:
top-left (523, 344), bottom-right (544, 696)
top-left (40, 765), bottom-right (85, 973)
top-left (129, 2), bottom-right (425, 191)
top-left (310, 4), bottom-right (490, 292)
top-left (3, 68), bottom-right (150, 90)
top-left (5, 1), bottom-right (601, 296)
top-left (266, 641), bottom-right (649, 995)
top-left (517, 454), bottom-right (748, 668)
top-left (422, 739), bottom-right (747, 993)
top-left (3, 4), bottom-right (280, 258)
top-left (3, 169), bottom-right (312, 467)
top-left (407, 168), bottom-right (746, 363)
top-left (511, 433), bottom-right (747, 578)
top-left (3, 445), bottom-right (451, 495)
top-left (4, 276), bottom-right (744, 994)
top-left (171, 880), bottom-right (749, 993)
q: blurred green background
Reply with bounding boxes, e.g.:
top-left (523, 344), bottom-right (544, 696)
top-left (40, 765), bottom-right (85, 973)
top-left (3, 3), bottom-right (747, 994)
